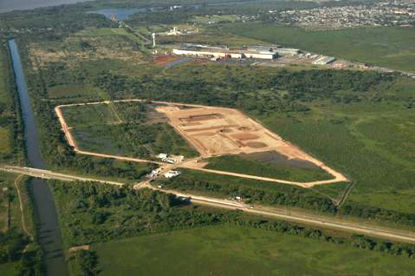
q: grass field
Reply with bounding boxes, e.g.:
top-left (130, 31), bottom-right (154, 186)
top-left (94, 225), bottom-right (415, 275)
top-left (222, 24), bottom-right (415, 72)
top-left (206, 154), bottom-right (332, 182)
top-left (259, 101), bottom-right (415, 213)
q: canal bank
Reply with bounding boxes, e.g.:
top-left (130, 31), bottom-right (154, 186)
top-left (8, 39), bottom-right (68, 275)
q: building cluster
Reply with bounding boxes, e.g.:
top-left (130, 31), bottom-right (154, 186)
top-left (146, 168), bottom-right (181, 179)
top-left (172, 44), bottom-right (337, 65)
top-left (172, 44), bottom-right (306, 60)
top-left (269, 0), bottom-right (415, 29)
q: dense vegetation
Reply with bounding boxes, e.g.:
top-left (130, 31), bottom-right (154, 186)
top-left (0, 173), bottom-right (42, 275)
top-left (51, 181), bottom-right (415, 262)
top-left (156, 169), bottom-right (338, 213)
top-left (0, 44), bottom-right (24, 164)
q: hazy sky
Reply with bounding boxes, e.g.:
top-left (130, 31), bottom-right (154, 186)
top-left (0, 0), bottom-right (92, 13)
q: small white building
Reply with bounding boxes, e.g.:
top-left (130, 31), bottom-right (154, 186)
top-left (146, 168), bottom-right (162, 178)
top-left (157, 153), bottom-right (168, 159)
top-left (164, 170), bottom-right (181, 178)
top-left (313, 56), bottom-right (336, 65)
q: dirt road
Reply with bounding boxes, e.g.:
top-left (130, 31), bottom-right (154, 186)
top-left (54, 99), bottom-right (348, 188)
top-left (179, 160), bottom-right (346, 188)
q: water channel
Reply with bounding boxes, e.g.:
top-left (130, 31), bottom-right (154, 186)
top-left (8, 39), bottom-right (68, 276)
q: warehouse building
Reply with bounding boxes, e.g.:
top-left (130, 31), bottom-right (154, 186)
top-left (172, 47), bottom-right (277, 60)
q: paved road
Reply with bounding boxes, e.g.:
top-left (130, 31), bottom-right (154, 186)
top-left (0, 165), bottom-right (124, 186)
top-left (135, 177), bottom-right (415, 244)
top-left (3, 164), bottom-right (415, 244)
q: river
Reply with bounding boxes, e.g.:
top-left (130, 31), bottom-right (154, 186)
top-left (8, 39), bottom-right (68, 275)
top-left (0, 0), bottom-right (92, 13)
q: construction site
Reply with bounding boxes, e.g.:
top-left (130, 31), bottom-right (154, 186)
top-left (157, 105), bottom-right (304, 158)
top-left (54, 100), bottom-right (348, 188)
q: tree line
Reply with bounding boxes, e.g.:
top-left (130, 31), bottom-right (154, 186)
top-left (51, 181), bottom-right (415, 262)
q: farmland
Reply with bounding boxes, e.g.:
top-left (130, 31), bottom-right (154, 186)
top-left (94, 225), bottom-right (415, 276)
top-left (221, 24), bottom-right (415, 72)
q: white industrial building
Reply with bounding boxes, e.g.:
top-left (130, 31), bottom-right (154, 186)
top-left (172, 48), bottom-right (243, 59)
top-left (172, 48), bottom-right (277, 60)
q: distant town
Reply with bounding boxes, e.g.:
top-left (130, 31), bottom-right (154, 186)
top-left (268, 0), bottom-right (415, 29)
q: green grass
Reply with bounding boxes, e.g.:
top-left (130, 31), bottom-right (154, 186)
top-left (0, 128), bottom-right (10, 155)
top-left (62, 104), bottom-right (122, 128)
top-left (48, 84), bottom-right (104, 99)
top-left (0, 262), bottom-right (19, 276)
top-left (62, 102), bottom-right (199, 158)
top-left (222, 24), bottom-right (415, 72)
top-left (259, 101), bottom-right (415, 213)
top-left (94, 225), bottom-right (415, 275)
top-left (206, 154), bottom-right (332, 182)
top-left (0, 172), bottom-right (34, 234)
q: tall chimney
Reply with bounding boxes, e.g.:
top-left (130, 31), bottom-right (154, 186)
top-left (152, 33), bottom-right (156, 48)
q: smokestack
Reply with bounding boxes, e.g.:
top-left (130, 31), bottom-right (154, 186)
top-left (152, 33), bottom-right (156, 48)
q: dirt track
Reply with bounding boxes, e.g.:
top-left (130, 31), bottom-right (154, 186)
top-left (55, 100), bottom-right (348, 188)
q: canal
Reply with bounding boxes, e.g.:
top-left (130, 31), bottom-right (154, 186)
top-left (8, 39), bottom-right (68, 275)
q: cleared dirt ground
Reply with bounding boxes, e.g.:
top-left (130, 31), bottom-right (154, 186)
top-left (157, 103), bottom-right (348, 185)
